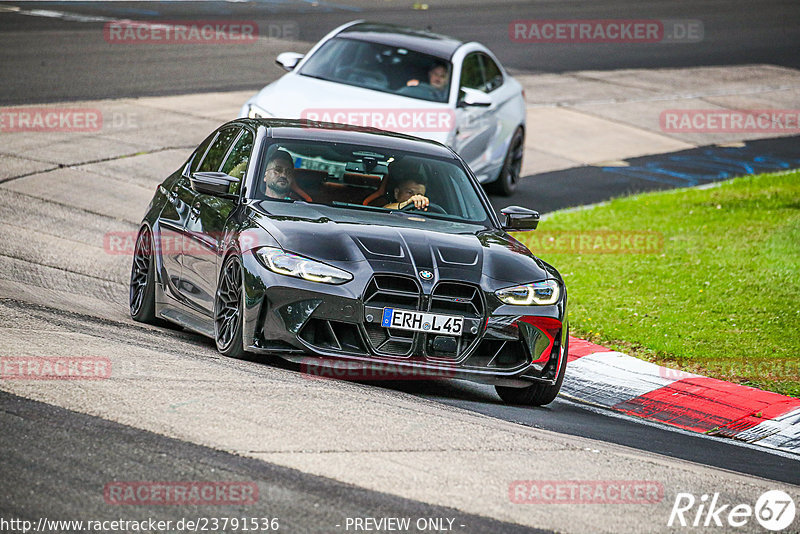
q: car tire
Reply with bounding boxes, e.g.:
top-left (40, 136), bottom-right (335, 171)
top-left (495, 333), bottom-right (568, 406)
top-left (214, 254), bottom-right (247, 359)
top-left (487, 128), bottom-right (524, 196)
top-left (129, 226), bottom-right (158, 323)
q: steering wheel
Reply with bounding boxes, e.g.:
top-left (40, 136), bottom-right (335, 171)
top-left (396, 83), bottom-right (444, 102)
top-left (339, 68), bottom-right (389, 89)
top-left (401, 201), bottom-right (446, 214)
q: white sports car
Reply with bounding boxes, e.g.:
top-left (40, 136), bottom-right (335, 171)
top-left (240, 21), bottom-right (526, 195)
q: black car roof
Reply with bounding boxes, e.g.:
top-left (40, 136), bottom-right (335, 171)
top-left (335, 22), bottom-right (464, 60)
top-left (239, 118), bottom-right (458, 159)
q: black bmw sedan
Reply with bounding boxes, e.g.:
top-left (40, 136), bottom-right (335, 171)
top-left (130, 119), bottom-right (568, 405)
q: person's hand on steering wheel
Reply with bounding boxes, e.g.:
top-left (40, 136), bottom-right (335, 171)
top-left (399, 194), bottom-right (429, 210)
top-left (399, 197), bottom-right (447, 214)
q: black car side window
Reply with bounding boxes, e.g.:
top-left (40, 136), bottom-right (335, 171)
top-left (196, 127), bottom-right (239, 173)
top-left (220, 129), bottom-right (255, 180)
top-left (189, 132), bottom-right (217, 175)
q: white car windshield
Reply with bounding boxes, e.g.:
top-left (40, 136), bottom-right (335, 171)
top-left (298, 37), bottom-right (452, 104)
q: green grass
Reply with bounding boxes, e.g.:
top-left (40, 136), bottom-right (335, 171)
top-left (512, 170), bottom-right (800, 397)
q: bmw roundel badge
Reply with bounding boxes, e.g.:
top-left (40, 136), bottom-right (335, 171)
top-left (419, 270), bottom-right (433, 280)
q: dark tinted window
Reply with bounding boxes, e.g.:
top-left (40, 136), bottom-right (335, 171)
top-left (460, 53), bottom-right (484, 90)
top-left (197, 127), bottom-right (239, 173)
top-left (221, 129), bottom-right (255, 180)
top-left (299, 37), bottom-right (452, 103)
top-left (254, 140), bottom-right (490, 225)
top-left (190, 132), bottom-right (216, 174)
top-left (481, 54), bottom-right (503, 92)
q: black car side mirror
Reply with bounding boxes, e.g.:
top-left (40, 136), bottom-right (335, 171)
top-left (190, 172), bottom-right (240, 200)
top-left (500, 206), bottom-right (539, 231)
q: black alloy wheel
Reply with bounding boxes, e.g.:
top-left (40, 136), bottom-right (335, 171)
top-left (130, 227), bottom-right (158, 323)
top-left (214, 255), bottom-right (246, 358)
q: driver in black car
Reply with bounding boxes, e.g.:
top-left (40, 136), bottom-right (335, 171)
top-left (383, 174), bottom-right (430, 210)
top-left (262, 149), bottom-right (296, 200)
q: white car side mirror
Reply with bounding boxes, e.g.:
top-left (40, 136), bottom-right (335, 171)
top-left (276, 52), bottom-right (304, 71)
top-left (458, 87), bottom-right (492, 107)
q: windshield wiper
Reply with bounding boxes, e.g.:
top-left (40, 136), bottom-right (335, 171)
top-left (389, 210), bottom-right (457, 223)
top-left (331, 201), bottom-right (387, 213)
top-left (299, 73), bottom-right (334, 83)
top-left (330, 202), bottom-right (459, 223)
top-left (256, 198), bottom-right (298, 209)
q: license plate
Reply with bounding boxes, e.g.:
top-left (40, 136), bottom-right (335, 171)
top-left (380, 308), bottom-right (463, 336)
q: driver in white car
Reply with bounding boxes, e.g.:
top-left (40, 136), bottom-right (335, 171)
top-left (407, 62), bottom-right (449, 93)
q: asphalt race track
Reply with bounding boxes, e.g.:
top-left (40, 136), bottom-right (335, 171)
top-left (493, 135), bottom-right (800, 214)
top-left (1, 1), bottom-right (799, 533)
top-left (0, 391), bottom-right (545, 534)
top-left (1, 0), bottom-right (800, 104)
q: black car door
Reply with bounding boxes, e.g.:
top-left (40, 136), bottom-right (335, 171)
top-left (182, 126), bottom-right (252, 315)
top-left (157, 135), bottom-right (214, 301)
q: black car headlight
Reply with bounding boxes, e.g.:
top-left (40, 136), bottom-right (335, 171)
top-left (495, 280), bottom-right (560, 306)
top-left (256, 247), bottom-right (352, 285)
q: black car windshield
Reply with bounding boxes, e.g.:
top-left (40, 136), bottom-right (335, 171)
top-left (252, 139), bottom-right (491, 225)
top-left (298, 37), bottom-right (452, 104)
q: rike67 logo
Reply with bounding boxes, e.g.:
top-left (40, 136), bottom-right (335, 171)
top-left (668, 490), bottom-right (796, 531)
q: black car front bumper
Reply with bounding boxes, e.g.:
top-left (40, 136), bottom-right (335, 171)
top-left (241, 257), bottom-right (567, 386)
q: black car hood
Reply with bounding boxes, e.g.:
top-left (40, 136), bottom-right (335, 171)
top-left (249, 202), bottom-right (550, 285)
